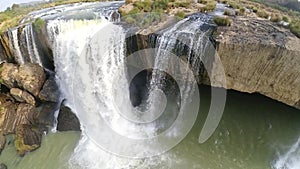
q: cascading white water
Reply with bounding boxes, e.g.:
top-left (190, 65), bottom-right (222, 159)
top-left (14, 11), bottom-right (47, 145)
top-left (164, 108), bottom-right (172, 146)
top-left (272, 137), bottom-right (300, 169)
top-left (8, 29), bottom-right (24, 64)
top-left (23, 24), bottom-right (42, 64)
top-left (46, 16), bottom-right (172, 169)
top-left (7, 24), bottom-right (43, 66)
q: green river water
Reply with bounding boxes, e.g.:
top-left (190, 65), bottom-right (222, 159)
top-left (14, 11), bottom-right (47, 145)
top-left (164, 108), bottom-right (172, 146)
top-left (0, 86), bottom-right (299, 169)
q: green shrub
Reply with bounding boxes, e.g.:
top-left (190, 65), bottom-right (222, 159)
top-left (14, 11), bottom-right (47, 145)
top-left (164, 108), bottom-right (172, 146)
top-left (250, 6), bottom-right (258, 13)
top-left (228, 1), bottom-right (240, 9)
top-left (290, 20), bottom-right (300, 38)
top-left (270, 14), bottom-right (282, 22)
top-left (33, 18), bottom-right (46, 32)
top-left (257, 9), bottom-right (269, 19)
top-left (175, 11), bottom-right (185, 18)
top-left (217, 0), bottom-right (227, 4)
top-left (240, 8), bottom-right (245, 14)
top-left (125, 0), bottom-right (133, 5)
top-left (152, 0), bottom-right (169, 10)
top-left (214, 16), bottom-right (231, 26)
top-left (224, 9), bottom-right (231, 15)
top-left (174, 1), bottom-right (191, 8)
top-left (282, 16), bottom-right (289, 22)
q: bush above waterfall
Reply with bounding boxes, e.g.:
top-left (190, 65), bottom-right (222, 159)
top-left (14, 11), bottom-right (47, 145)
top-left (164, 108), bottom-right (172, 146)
top-left (33, 18), bottom-right (46, 32)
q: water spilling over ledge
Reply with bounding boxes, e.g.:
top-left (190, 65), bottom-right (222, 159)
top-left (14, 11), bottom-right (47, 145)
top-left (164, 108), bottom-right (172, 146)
top-left (0, 1), bottom-right (299, 169)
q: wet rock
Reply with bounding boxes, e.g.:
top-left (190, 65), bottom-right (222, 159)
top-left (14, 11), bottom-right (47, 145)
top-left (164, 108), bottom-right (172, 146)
top-left (16, 63), bottom-right (46, 97)
top-left (0, 133), bottom-right (6, 154)
top-left (0, 101), bottom-right (36, 135)
top-left (10, 88), bottom-right (36, 105)
top-left (38, 77), bottom-right (60, 103)
top-left (0, 63), bottom-right (19, 88)
top-left (0, 163), bottom-right (7, 169)
top-left (35, 102), bottom-right (58, 126)
top-left (14, 124), bottom-right (43, 156)
top-left (57, 102), bottom-right (81, 132)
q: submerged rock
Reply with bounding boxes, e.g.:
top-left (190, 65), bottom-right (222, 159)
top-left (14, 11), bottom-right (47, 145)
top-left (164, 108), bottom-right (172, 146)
top-left (14, 124), bottom-right (44, 156)
top-left (10, 88), bottom-right (36, 105)
top-left (0, 133), bottom-right (6, 154)
top-left (57, 102), bottom-right (81, 132)
top-left (38, 77), bottom-right (60, 103)
top-left (0, 163), bottom-right (7, 169)
top-left (16, 63), bottom-right (46, 97)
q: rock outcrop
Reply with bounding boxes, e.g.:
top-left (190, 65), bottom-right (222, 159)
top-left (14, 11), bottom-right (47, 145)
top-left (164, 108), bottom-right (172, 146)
top-left (57, 102), bottom-right (81, 132)
top-left (10, 88), bottom-right (36, 105)
top-left (129, 16), bottom-right (300, 110)
top-left (38, 76), bottom-right (60, 103)
top-left (0, 63), bottom-right (60, 155)
top-left (213, 17), bottom-right (300, 109)
top-left (0, 163), bottom-right (7, 169)
top-left (0, 134), bottom-right (6, 154)
top-left (14, 124), bottom-right (45, 156)
top-left (16, 63), bottom-right (46, 97)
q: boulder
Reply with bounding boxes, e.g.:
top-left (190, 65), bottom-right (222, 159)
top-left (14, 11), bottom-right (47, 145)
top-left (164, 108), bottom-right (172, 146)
top-left (0, 133), bottom-right (6, 154)
top-left (14, 124), bottom-right (43, 156)
top-left (16, 63), bottom-right (46, 97)
top-left (10, 88), bottom-right (36, 105)
top-left (35, 102), bottom-right (58, 126)
top-left (0, 163), bottom-right (7, 169)
top-left (0, 63), bottom-right (18, 88)
top-left (57, 102), bottom-right (81, 132)
top-left (0, 94), bottom-right (18, 134)
top-left (38, 77), bottom-right (60, 103)
top-left (0, 101), bottom-right (36, 135)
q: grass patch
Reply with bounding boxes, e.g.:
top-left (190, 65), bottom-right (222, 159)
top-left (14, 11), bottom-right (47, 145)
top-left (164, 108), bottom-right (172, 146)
top-left (175, 11), bottom-right (185, 18)
top-left (257, 9), bottom-right (269, 19)
top-left (200, 1), bottom-right (217, 12)
top-left (228, 1), bottom-right (241, 9)
top-left (214, 16), bottom-right (231, 26)
top-left (174, 1), bottom-right (191, 8)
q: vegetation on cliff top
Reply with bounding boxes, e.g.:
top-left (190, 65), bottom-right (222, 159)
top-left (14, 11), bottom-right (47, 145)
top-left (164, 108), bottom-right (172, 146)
top-left (0, 0), bottom-right (104, 35)
top-left (32, 18), bottom-right (46, 32)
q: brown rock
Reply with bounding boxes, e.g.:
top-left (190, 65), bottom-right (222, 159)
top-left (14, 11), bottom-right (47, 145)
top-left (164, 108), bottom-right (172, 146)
top-left (14, 124), bottom-right (43, 156)
top-left (0, 63), bottom-right (18, 88)
top-left (10, 88), bottom-right (36, 105)
top-left (16, 63), bottom-right (46, 97)
top-left (212, 17), bottom-right (300, 109)
top-left (0, 101), bottom-right (35, 134)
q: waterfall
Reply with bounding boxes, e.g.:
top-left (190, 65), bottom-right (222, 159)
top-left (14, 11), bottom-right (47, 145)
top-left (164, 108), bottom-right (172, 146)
top-left (46, 14), bottom-right (170, 169)
top-left (8, 29), bottom-right (24, 64)
top-left (272, 137), bottom-right (300, 169)
top-left (6, 24), bottom-right (46, 67)
top-left (43, 2), bottom-right (226, 166)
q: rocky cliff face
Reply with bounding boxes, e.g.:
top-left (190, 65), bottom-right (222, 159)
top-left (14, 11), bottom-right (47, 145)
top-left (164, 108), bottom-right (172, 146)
top-left (214, 17), bottom-right (300, 109)
top-left (128, 16), bottom-right (300, 109)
